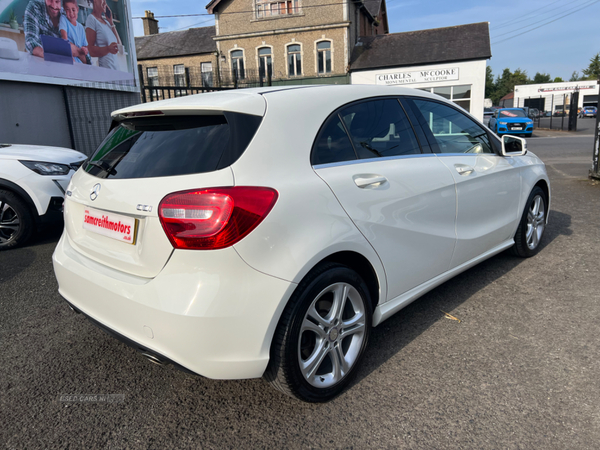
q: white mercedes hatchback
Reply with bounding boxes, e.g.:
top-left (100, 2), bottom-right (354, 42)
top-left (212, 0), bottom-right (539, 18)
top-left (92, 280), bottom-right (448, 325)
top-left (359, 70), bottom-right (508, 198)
top-left (53, 85), bottom-right (550, 402)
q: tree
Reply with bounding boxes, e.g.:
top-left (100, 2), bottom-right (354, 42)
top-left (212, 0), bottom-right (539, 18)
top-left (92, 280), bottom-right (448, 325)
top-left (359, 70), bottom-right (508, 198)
top-left (569, 71), bottom-right (582, 82)
top-left (531, 72), bottom-right (552, 84)
top-left (491, 68), bottom-right (530, 105)
top-left (485, 65), bottom-right (495, 99)
top-left (553, 77), bottom-right (564, 82)
top-left (582, 52), bottom-right (600, 80)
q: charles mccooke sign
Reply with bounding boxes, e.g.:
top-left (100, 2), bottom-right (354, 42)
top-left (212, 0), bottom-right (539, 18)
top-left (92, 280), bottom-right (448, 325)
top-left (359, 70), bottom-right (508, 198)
top-left (376, 68), bottom-right (460, 86)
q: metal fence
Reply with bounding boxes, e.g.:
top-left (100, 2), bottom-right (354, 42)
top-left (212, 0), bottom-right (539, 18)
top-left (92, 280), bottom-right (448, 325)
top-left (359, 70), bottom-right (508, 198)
top-left (514, 92), bottom-right (580, 131)
top-left (137, 65), bottom-right (290, 103)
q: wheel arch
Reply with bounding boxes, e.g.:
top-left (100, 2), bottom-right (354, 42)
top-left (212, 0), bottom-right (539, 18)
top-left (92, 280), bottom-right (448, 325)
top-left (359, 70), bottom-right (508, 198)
top-left (0, 178), bottom-right (39, 219)
top-left (533, 178), bottom-right (550, 223)
top-left (318, 251), bottom-right (381, 313)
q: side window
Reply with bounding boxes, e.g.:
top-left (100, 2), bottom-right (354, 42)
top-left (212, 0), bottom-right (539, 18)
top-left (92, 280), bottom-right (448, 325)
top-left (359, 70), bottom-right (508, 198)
top-left (412, 99), bottom-right (493, 154)
top-left (311, 114), bottom-right (357, 165)
top-left (339, 99), bottom-right (421, 159)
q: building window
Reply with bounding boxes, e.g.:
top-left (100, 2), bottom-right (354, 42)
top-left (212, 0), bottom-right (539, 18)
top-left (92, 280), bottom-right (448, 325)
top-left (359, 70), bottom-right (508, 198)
top-left (231, 50), bottom-right (245, 80)
top-left (174, 64), bottom-right (186, 96)
top-left (317, 41), bottom-right (331, 74)
top-left (256, 0), bottom-right (300, 18)
top-left (258, 47), bottom-right (273, 81)
top-left (428, 85), bottom-right (472, 112)
top-left (287, 44), bottom-right (301, 77)
top-left (147, 67), bottom-right (159, 98)
top-left (201, 62), bottom-right (213, 87)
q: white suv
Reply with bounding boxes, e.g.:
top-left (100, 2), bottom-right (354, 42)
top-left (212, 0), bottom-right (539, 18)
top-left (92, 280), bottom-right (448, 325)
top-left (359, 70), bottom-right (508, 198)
top-left (0, 144), bottom-right (87, 249)
top-left (53, 86), bottom-right (550, 402)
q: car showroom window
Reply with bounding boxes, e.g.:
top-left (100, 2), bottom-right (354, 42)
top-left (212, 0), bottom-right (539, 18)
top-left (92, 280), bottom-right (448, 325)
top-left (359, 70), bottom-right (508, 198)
top-left (311, 113), bottom-right (357, 165)
top-left (418, 85), bottom-right (472, 112)
top-left (410, 99), bottom-right (494, 154)
top-left (339, 99), bottom-right (421, 159)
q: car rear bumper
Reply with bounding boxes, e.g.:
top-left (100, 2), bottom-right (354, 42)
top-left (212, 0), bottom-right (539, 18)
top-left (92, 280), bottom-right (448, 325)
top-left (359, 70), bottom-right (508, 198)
top-left (53, 232), bottom-right (295, 380)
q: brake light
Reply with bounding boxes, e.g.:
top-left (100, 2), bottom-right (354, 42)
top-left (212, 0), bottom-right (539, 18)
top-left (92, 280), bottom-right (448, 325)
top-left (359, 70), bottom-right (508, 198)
top-left (158, 187), bottom-right (278, 250)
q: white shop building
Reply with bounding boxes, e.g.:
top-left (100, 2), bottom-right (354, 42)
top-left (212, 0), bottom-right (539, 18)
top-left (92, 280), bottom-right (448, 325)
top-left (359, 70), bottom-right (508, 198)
top-left (513, 80), bottom-right (599, 114)
top-left (349, 23), bottom-right (491, 122)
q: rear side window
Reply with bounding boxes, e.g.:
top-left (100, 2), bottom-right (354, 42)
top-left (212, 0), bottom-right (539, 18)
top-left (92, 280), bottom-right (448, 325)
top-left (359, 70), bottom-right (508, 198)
top-left (339, 99), bottom-right (421, 159)
top-left (311, 114), bottom-right (357, 165)
top-left (85, 112), bottom-right (262, 179)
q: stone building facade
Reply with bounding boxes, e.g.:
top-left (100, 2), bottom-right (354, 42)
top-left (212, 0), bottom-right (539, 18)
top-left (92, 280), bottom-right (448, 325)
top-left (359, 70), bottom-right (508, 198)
top-left (207, 0), bottom-right (388, 84)
top-left (135, 13), bottom-right (217, 94)
top-left (135, 0), bottom-right (388, 92)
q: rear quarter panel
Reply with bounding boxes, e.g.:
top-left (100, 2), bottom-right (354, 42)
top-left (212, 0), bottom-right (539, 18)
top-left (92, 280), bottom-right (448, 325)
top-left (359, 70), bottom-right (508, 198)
top-left (230, 88), bottom-right (388, 303)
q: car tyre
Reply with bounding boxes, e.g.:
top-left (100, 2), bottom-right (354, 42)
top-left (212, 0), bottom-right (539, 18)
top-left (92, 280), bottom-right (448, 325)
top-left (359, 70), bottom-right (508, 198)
top-left (511, 186), bottom-right (547, 258)
top-left (264, 262), bottom-right (372, 402)
top-left (0, 190), bottom-right (35, 250)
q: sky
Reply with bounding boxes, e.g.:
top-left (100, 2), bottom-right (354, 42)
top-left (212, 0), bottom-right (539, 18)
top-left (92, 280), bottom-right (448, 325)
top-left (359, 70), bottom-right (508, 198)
top-left (129, 0), bottom-right (600, 81)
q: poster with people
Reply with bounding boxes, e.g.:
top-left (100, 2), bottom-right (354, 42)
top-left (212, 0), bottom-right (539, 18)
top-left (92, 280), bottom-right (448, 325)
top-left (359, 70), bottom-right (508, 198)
top-left (0, 0), bottom-right (136, 88)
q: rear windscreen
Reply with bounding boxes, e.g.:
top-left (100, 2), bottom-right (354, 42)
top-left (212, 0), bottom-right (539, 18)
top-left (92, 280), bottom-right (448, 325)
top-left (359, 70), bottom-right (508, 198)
top-left (85, 112), bottom-right (262, 179)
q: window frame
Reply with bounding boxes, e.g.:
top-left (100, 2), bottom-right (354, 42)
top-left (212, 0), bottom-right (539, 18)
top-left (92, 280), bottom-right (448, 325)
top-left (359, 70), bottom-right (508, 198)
top-left (201, 62), bottom-right (213, 87)
top-left (286, 43), bottom-right (302, 77)
top-left (310, 96), bottom-right (426, 166)
top-left (255, 0), bottom-right (300, 19)
top-left (230, 49), bottom-right (246, 80)
top-left (257, 46), bottom-right (273, 81)
top-left (173, 64), bottom-right (186, 97)
top-left (404, 96), bottom-right (502, 156)
top-left (315, 40), bottom-right (332, 75)
top-left (146, 66), bottom-right (160, 99)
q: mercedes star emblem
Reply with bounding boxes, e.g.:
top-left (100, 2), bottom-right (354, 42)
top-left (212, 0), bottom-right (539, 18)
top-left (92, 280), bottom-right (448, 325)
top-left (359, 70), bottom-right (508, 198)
top-left (90, 183), bottom-right (101, 201)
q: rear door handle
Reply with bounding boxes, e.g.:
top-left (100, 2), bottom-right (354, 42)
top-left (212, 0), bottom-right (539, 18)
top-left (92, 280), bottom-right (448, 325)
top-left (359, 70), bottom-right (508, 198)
top-left (353, 174), bottom-right (388, 188)
top-left (454, 164), bottom-right (474, 176)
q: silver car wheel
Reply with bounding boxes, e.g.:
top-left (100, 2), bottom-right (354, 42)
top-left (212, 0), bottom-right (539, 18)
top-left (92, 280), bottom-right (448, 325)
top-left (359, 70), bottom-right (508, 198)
top-left (526, 194), bottom-right (545, 250)
top-left (298, 282), bottom-right (366, 388)
top-left (0, 201), bottom-right (20, 245)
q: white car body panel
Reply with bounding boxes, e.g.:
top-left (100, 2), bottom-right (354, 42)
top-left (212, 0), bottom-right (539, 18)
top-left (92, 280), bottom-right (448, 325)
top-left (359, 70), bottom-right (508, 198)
top-left (1, 144), bottom-right (86, 215)
top-left (53, 85), bottom-right (551, 381)
top-left (314, 155), bottom-right (457, 301)
top-left (54, 232), bottom-right (295, 379)
top-left (435, 153), bottom-right (521, 268)
top-left (64, 167), bottom-right (234, 278)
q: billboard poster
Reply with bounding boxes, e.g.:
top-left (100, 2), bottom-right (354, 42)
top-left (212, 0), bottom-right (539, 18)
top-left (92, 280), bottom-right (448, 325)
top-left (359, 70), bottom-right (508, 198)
top-left (0, 0), bottom-right (137, 90)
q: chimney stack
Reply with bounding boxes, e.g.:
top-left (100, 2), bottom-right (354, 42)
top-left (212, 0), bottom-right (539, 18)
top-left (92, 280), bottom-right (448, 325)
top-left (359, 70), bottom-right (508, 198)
top-left (142, 10), bottom-right (159, 36)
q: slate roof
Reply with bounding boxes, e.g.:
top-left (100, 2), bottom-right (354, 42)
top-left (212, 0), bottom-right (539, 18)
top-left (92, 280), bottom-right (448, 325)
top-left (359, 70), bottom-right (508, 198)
top-left (135, 26), bottom-right (216, 60)
top-left (350, 22), bottom-right (491, 72)
top-left (362, 0), bottom-right (382, 18)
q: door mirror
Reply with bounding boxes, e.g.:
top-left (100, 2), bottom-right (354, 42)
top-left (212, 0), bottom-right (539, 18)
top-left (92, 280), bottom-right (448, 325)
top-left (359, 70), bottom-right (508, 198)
top-left (501, 135), bottom-right (527, 156)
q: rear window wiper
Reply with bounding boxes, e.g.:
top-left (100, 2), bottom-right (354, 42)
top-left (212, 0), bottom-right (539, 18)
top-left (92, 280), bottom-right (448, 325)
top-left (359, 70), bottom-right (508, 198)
top-left (88, 160), bottom-right (118, 176)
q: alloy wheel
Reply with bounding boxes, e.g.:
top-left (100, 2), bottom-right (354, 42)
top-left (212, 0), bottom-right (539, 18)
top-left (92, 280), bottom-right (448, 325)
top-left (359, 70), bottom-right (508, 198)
top-left (526, 194), bottom-right (545, 250)
top-left (298, 282), bottom-right (366, 388)
top-left (0, 201), bottom-right (20, 245)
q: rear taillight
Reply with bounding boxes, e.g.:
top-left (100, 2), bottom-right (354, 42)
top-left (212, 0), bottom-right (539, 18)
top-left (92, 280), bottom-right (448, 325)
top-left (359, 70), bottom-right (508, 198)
top-left (158, 187), bottom-right (278, 250)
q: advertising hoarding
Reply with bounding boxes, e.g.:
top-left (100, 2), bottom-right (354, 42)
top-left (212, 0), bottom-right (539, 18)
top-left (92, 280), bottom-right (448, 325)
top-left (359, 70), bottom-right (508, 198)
top-left (0, 0), bottom-right (137, 90)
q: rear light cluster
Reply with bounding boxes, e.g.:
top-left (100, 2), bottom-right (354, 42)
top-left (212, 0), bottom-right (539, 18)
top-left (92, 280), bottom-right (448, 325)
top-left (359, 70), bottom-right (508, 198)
top-left (158, 187), bottom-right (278, 250)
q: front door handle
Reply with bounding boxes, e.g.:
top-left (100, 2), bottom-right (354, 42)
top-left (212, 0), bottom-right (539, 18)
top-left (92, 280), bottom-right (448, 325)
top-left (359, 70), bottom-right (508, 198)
top-left (455, 164), bottom-right (474, 176)
top-left (353, 174), bottom-right (388, 188)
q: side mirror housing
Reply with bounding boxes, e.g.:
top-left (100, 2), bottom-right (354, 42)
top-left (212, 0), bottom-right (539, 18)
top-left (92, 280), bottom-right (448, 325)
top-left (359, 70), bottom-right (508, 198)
top-left (501, 135), bottom-right (527, 156)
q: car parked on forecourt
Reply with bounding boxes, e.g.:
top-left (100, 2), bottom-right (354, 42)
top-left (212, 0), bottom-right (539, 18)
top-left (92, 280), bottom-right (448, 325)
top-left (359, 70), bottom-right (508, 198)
top-left (489, 108), bottom-right (535, 137)
top-left (0, 144), bottom-right (86, 249)
top-left (53, 85), bottom-right (551, 402)
top-left (579, 106), bottom-right (597, 118)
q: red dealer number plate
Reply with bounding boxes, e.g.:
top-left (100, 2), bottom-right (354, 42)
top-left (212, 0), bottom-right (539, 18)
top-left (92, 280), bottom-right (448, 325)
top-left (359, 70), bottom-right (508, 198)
top-left (83, 208), bottom-right (138, 245)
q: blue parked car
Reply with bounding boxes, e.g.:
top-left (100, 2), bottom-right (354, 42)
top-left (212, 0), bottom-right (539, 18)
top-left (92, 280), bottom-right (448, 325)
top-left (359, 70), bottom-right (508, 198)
top-left (489, 108), bottom-right (534, 137)
top-left (579, 106), bottom-right (597, 118)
